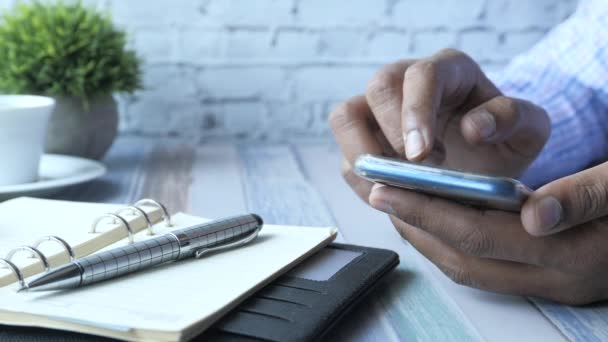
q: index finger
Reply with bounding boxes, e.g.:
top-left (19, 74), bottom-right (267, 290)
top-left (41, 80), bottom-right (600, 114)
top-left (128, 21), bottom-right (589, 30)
top-left (401, 49), bottom-right (500, 161)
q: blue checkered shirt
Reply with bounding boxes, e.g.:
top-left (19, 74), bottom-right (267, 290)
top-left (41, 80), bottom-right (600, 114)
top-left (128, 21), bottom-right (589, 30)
top-left (492, 0), bottom-right (608, 188)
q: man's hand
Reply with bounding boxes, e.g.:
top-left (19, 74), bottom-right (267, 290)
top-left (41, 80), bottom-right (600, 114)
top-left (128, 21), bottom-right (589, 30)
top-left (327, 49), bottom-right (608, 303)
top-left (329, 49), bottom-right (551, 203)
top-left (368, 182), bottom-right (608, 305)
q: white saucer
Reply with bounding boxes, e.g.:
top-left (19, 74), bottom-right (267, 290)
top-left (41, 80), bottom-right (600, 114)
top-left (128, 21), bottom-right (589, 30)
top-left (0, 154), bottom-right (106, 201)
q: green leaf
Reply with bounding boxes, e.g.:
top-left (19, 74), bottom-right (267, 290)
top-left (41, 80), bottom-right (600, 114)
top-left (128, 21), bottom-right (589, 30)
top-left (0, 0), bottom-right (142, 100)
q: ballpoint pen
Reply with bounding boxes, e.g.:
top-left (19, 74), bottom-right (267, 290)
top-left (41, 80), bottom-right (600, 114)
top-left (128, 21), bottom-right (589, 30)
top-left (23, 214), bottom-right (263, 292)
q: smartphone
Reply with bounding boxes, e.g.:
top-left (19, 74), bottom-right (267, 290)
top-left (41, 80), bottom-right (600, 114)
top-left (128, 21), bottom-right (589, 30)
top-left (354, 154), bottom-right (532, 212)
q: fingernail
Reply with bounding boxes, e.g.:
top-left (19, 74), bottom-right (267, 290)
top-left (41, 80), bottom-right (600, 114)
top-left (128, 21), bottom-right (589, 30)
top-left (369, 185), bottom-right (396, 215)
top-left (405, 130), bottom-right (425, 160)
top-left (468, 111), bottom-right (496, 140)
top-left (535, 196), bottom-right (562, 232)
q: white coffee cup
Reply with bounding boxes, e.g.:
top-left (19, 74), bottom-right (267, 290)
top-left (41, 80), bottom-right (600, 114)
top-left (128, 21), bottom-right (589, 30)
top-left (0, 95), bottom-right (55, 186)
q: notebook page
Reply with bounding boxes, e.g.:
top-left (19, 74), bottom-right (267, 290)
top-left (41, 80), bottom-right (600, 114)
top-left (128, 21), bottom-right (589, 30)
top-left (0, 197), bottom-right (164, 286)
top-left (0, 213), bottom-right (336, 336)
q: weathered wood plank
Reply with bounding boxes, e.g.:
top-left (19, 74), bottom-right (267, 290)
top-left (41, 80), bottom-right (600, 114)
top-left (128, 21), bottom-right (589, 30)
top-left (59, 137), bottom-right (199, 217)
top-left (238, 143), bottom-right (481, 341)
top-left (237, 144), bottom-right (344, 243)
top-left (55, 137), bottom-right (154, 204)
top-left (136, 142), bottom-right (195, 213)
top-left (532, 299), bottom-right (608, 342)
top-left (187, 144), bottom-right (248, 218)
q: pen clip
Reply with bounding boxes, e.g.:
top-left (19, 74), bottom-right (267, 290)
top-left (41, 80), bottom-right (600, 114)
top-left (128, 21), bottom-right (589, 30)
top-left (194, 226), bottom-right (262, 259)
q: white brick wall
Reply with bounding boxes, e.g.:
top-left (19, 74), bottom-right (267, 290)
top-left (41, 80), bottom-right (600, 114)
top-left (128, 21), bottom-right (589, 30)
top-left (0, 0), bottom-right (578, 140)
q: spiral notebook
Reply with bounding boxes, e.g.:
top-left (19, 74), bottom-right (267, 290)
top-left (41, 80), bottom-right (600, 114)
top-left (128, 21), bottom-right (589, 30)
top-left (0, 197), bottom-right (337, 341)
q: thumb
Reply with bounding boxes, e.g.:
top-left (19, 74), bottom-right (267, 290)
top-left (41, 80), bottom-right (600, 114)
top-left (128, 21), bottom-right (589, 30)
top-left (460, 96), bottom-right (551, 158)
top-left (521, 162), bottom-right (608, 236)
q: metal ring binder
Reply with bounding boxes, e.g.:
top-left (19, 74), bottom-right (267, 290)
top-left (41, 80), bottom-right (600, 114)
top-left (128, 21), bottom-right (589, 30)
top-left (0, 197), bottom-right (171, 289)
top-left (117, 205), bottom-right (155, 235)
top-left (0, 258), bottom-right (25, 289)
top-left (134, 199), bottom-right (172, 227)
top-left (31, 236), bottom-right (76, 262)
top-left (6, 246), bottom-right (50, 272)
top-left (91, 213), bottom-right (135, 244)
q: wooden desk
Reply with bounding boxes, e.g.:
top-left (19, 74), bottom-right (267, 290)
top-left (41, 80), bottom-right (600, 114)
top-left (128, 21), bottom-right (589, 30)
top-left (49, 136), bottom-right (605, 341)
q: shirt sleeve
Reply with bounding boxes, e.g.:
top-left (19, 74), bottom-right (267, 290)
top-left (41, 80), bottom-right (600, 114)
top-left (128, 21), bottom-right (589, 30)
top-left (490, 0), bottom-right (608, 188)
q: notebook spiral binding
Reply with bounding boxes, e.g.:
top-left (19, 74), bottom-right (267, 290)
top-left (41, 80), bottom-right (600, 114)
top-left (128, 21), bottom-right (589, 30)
top-left (0, 198), bottom-right (171, 290)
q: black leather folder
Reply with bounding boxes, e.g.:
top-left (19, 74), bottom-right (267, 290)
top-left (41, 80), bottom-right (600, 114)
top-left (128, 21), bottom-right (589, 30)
top-left (201, 243), bottom-right (400, 341)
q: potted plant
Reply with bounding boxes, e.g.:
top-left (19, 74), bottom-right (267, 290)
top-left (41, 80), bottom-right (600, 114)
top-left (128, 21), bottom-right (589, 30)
top-left (0, 1), bottom-right (142, 160)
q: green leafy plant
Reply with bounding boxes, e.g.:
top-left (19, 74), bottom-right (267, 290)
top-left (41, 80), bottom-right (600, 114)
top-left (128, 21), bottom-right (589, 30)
top-left (0, 1), bottom-right (142, 101)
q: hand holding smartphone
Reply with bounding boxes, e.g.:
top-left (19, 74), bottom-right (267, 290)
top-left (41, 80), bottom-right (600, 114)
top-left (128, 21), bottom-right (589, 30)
top-left (354, 154), bottom-right (532, 212)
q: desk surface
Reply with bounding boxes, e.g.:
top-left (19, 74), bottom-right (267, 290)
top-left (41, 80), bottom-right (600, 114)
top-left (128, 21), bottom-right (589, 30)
top-left (52, 137), bottom-right (607, 341)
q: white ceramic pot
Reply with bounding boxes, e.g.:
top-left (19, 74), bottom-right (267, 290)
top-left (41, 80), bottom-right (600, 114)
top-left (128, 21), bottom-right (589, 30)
top-left (0, 95), bottom-right (55, 186)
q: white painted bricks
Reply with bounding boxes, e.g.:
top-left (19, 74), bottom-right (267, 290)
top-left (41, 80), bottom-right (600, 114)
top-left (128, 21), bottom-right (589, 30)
top-left (0, 0), bottom-right (577, 140)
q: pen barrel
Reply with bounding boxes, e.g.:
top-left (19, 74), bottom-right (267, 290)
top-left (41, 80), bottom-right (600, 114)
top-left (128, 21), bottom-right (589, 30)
top-left (171, 214), bottom-right (263, 259)
top-left (77, 234), bottom-right (181, 286)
